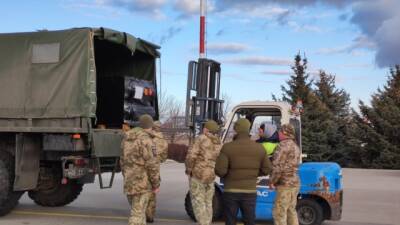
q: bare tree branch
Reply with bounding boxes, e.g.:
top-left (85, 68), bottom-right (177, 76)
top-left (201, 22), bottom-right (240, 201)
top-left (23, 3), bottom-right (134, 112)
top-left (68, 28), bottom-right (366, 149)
top-left (158, 90), bottom-right (184, 122)
top-left (158, 90), bottom-right (188, 143)
top-left (222, 93), bottom-right (233, 120)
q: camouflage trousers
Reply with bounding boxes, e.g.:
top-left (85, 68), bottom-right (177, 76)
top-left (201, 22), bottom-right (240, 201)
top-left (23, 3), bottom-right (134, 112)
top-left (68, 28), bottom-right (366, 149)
top-left (146, 192), bottom-right (157, 220)
top-left (189, 177), bottom-right (215, 225)
top-left (273, 186), bottom-right (300, 225)
top-left (127, 192), bottom-right (151, 225)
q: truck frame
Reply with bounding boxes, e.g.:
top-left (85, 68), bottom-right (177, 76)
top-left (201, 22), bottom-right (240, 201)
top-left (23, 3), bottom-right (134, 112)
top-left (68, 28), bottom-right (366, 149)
top-left (0, 27), bottom-right (160, 215)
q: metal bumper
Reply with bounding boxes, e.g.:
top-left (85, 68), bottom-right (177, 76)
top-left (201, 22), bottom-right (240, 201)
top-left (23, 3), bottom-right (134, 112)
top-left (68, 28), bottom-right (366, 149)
top-left (329, 190), bottom-right (343, 220)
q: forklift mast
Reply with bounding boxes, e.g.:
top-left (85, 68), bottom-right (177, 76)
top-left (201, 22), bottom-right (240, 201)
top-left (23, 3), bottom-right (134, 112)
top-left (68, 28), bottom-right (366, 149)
top-left (185, 58), bottom-right (224, 138)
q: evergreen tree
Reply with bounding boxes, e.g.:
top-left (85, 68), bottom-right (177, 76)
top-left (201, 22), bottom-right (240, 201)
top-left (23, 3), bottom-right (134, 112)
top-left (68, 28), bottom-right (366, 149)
top-left (314, 71), bottom-right (361, 166)
top-left (315, 71), bottom-right (350, 117)
top-left (354, 66), bottom-right (400, 169)
top-left (281, 54), bottom-right (333, 162)
top-left (281, 54), bottom-right (312, 104)
top-left (300, 93), bottom-right (334, 162)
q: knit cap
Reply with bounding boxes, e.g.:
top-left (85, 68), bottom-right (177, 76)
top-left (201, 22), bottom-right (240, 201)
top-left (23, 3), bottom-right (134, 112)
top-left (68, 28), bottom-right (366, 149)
top-left (280, 124), bottom-right (295, 139)
top-left (204, 120), bottom-right (220, 133)
top-left (234, 118), bottom-right (251, 134)
top-left (139, 114), bottom-right (154, 129)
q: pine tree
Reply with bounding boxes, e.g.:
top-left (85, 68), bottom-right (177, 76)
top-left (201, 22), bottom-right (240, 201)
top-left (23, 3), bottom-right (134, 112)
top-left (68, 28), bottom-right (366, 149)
top-left (354, 66), bottom-right (400, 169)
top-left (315, 71), bottom-right (350, 117)
top-left (281, 54), bottom-right (333, 162)
top-left (314, 71), bottom-right (360, 166)
top-left (282, 54), bottom-right (312, 104)
top-left (300, 93), bottom-right (334, 162)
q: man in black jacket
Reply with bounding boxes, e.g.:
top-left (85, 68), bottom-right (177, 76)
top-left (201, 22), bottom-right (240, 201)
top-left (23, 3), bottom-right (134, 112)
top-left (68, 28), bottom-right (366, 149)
top-left (215, 118), bottom-right (272, 225)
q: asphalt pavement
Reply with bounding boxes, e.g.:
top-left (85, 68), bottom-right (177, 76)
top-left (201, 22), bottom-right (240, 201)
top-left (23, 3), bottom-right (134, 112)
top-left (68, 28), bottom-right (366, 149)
top-left (1, 162), bottom-right (399, 225)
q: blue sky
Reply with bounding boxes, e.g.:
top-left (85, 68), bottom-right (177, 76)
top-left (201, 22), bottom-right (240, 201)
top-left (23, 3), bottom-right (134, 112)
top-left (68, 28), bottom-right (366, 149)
top-left (1, 0), bottom-right (399, 110)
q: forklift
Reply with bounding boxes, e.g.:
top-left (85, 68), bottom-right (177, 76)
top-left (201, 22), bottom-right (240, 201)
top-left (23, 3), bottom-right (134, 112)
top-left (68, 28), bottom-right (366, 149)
top-left (182, 1), bottom-right (343, 224)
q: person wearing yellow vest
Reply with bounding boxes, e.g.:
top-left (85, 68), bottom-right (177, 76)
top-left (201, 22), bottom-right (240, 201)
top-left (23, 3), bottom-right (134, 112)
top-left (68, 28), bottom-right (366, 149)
top-left (256, 122), bottom-right (279, 156)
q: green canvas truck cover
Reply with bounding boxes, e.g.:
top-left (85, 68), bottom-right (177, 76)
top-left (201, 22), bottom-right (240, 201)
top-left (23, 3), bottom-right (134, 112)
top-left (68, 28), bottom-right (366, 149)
top-left (0, 27), bottom-right (159, 119)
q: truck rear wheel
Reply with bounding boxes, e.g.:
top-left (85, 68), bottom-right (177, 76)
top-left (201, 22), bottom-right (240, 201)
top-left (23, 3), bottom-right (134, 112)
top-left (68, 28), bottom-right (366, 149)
top-left (28, 168), bottom-right (83, 207)
top-left (185, 186), bottom-right (224, 221)
top-left (0, 151), bottom-right (24, 216)
top-left (297, 199), bottom-right (324, 225)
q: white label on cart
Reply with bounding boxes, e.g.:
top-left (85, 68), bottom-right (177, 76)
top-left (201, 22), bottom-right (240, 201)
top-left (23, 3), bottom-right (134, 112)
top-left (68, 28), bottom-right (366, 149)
top-left (134, 86), bottom-right (144, 99)
top-left (257, 190), bottom-right (269, 197)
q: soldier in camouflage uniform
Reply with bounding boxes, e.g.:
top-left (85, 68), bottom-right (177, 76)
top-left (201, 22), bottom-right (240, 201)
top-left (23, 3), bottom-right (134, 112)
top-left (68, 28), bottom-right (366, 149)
top-left (185, 120), bottom-right (221, 225)
top-left (270, 124), bottom-right (301, 225)
top-left (121, 114), bottom-right (160, 225)
top-left (146, 121), bottom-right (169, 223)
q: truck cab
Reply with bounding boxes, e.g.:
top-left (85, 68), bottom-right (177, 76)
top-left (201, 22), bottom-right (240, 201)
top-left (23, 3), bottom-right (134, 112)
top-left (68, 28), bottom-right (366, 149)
top-left (185, 101), bottom-right (343, 225)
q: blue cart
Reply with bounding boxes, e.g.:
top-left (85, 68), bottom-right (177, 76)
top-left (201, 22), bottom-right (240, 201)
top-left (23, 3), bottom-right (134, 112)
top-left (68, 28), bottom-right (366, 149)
top-left (185, 162), bottom-right (343, 225)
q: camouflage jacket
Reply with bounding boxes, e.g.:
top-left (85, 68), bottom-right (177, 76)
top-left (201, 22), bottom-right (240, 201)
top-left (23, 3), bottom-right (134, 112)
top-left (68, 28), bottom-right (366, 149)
top-left (185, 133), bottom-right (222, 184)
top-left (120, 128), bottom-right (160, 195)
top-left (147, 130), bottom-right (169, 163)
top-left (270, 138), bottom-right (301, 187)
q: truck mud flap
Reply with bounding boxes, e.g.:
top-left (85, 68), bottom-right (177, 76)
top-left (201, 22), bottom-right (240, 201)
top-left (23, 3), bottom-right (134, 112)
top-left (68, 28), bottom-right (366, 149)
top-left (95, 157), bottom-right (118, 189)
top-left (91, 129), bottom-right (123, 189)
top-left (14, 134), bottom-right (41, 191)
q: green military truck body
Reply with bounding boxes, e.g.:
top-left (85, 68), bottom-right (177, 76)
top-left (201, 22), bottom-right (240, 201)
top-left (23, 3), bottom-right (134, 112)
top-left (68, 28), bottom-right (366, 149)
top-left (0, 27), bottom-right (160, 215)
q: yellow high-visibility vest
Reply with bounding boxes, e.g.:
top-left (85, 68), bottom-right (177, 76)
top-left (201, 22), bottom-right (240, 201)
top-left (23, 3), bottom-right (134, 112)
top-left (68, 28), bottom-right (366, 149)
top-left (262, 142), bottom-right (278, 155)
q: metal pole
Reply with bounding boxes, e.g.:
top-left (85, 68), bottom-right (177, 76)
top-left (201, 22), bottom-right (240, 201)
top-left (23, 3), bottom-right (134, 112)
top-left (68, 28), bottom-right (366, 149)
top-left (159, 58), bottom-right (162, 106)
top-left (199, 0), bottom-right (206, 59)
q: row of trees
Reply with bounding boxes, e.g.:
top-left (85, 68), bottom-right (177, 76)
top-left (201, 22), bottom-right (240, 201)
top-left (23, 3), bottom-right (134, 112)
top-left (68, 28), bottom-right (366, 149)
top-left (158, 54), bottom-right (399, 169)
top-left (281, 54), bottom-right (400, 169)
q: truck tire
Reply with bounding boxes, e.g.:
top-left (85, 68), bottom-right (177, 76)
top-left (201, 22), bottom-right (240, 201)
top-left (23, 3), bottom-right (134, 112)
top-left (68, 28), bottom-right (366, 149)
top-left (0, 151), bottom-right (24, 216)
top-left (28, 172), bottom-right (83, 207)
top-left (185, 186), bottom-right (224, 221)
top-left (297, 198), bottom-right (324, 225)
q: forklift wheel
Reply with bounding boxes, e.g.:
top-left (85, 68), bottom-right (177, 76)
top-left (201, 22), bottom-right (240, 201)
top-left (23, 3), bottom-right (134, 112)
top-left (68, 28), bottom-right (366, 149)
top-left (184, 186), bottom-right (224, 221)
top-left (296, 198), bottom-right (324, 225)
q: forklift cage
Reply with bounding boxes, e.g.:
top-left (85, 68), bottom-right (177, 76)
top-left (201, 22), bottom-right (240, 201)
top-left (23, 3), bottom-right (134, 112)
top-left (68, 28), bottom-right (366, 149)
top-left (185, 59), bottom-right (224, 138)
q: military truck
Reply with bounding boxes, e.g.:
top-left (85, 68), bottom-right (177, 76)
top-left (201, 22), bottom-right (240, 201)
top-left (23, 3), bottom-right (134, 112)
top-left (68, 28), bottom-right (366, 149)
top-left (0, 28), bottom-right (160, 216)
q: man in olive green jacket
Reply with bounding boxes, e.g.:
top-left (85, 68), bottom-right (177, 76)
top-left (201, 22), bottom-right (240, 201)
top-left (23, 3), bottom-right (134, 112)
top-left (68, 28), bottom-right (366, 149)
top-left (215, 118), bottom-right (272, 225)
